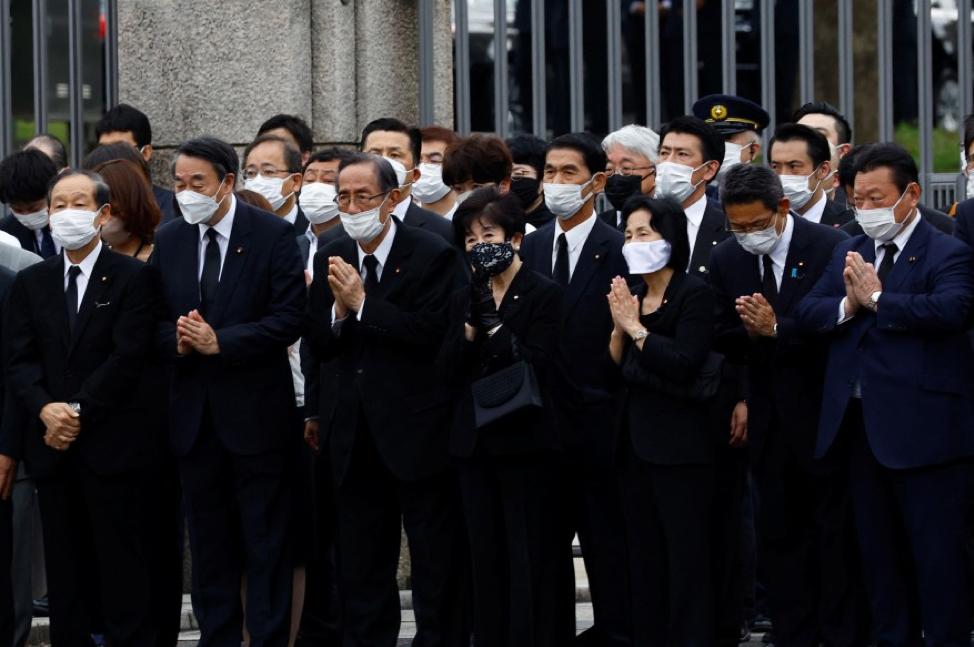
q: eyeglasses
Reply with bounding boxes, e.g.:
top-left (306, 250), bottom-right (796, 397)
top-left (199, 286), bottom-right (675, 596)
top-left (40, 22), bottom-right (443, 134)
top-left (605, 165), bottom-right (656, 178)
top-left (726, 211), bottom-right (777, 234)
top-left (242, 168), bottom-right (291, 180)
top-left (334, 191), bottom-right (389, 208)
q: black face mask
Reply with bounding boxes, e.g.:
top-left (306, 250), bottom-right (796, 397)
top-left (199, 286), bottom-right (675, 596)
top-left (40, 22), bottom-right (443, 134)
top-left (510, 177), bottom-right (542, 209)
top-left (467, 241), bottom-right (516, 276)
top-left (604, 174), bottom-right (645, 212)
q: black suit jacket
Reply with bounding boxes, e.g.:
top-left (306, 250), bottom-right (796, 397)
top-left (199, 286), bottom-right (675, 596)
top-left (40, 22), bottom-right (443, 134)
top-left (438, 266), bottom-right (563, 458)
top-left (611, 273), bottom-right (716, 465)
top-left (304, 218), bottom-right (459, 484)
top-left (0, 215), bottom-right (39, 254)
top-left (841, 202), bottom-right (955, 237)
top-left (819, 199), bottom-right (855, 228)
top-left (688, 198), bottom-right (730, 278)
top-left (951, 197), bottom-right (974, 247)
top-left (153, 185), bottom-right (176, 226)
top-left (2, 249), bottom-right (156, 477)
top-left (318, 201), bottom-right (454, 247)
top-left (520, 217), bottom-right (629, 468)
top-left (151, 200), bottom-right (306, 456)
top-left (292, 207), bottom-right (310, 236)
top-left (709, 216), bottom-right (848, 472)
top-left (598, 207), bottom-right (622, 232)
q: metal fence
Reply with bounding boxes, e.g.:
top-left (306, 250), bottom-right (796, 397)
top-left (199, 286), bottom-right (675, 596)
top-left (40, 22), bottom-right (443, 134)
top-left (0, 0), bottom-right (118, 168)
top-left (426, 0), bottom-right (974, 211)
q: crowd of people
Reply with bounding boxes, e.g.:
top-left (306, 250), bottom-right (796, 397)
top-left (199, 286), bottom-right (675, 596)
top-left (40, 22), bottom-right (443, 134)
top-left (0, 95), bottom-right (974, 647)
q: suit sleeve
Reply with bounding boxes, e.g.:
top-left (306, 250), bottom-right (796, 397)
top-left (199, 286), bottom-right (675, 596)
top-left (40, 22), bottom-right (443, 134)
top-left (955, 201), bottom-right (974, 248)
top-left (150, 239), bottom-right (180, 363)
top-left (630, 281), bottom-right (714, 382)
top-left (708, 250), bottom-right (750, 362)
top-left (216, 226), bottom-right (307, 364)
top-left (795, 245), bottom-right (851, 335)
top-left (4, 275), bottom-right (53, 420)
top-left (71, 264), bottom-right (156, 422)
top-left (0, 274), bottom-right (24, 459)
top-left (875, 242), bottom-right (974, 333)
top-left (303, 247), bottom-right (347, 362)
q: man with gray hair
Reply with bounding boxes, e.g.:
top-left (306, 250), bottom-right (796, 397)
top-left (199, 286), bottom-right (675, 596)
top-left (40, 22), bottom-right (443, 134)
top-left (709, 164), bottom-right (867, 647)
top-left (600, 124), bottom-right (659, 229)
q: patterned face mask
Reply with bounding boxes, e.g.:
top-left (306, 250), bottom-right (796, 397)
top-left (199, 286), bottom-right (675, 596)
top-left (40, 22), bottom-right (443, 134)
top-left (467, 241), bottom-right (515, 276)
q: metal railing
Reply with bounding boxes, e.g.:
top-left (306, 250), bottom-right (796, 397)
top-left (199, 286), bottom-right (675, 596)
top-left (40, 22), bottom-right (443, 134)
top-left (431, 0), bottom-right (974, 211)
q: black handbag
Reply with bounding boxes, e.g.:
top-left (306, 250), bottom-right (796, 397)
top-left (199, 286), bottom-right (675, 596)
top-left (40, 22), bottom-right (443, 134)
top-left (623, 350), bottom-right (725, 402)
top-left (471, 348), bottom-right (544, 428)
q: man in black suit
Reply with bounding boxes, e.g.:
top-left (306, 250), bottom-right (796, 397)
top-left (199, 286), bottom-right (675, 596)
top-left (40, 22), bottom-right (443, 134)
top-left (243, 135), bottom-right (309, 234)
top-left (0, 149), bottom-right (60, 258)
top-left (317, 118), bottom-right (453, 247)
top-left (506, 134), bottom-right (555, 228)
top-left (1, 170), bottom-right (156, 647)
top-left (794, 101), bottom-right (855, 207)
top-left (151, 137), bottom-right (306, 647)
top-left (599, 125), bottom-right (660, 230)
top-left (96, 103), bottom-right (176, 224)
top-left (304, 153), bottom-right (466, 646)
top-left (710, 165), bottom-right (867, 647)
top-left (519, 133), bottom-right (630, 645)
top-left (769, 124), bottom-right (852, 229)
top-left (257, 113), bottom-right (316, 168)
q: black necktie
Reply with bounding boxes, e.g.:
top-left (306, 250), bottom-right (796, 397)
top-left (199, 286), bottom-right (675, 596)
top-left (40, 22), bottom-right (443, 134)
top-left (554, 233), bottom-right (570, 286)
top-left (762, 254), bottom-right (777, 307)
top-left (40, 228), bottom-right (56, 259)
top-left (877, 242), bottom-right (898, 283)
top-left (363, 255), bottom-right (379, 293)
top-left (200, 228), bottom-right (221, 317)
top-left (66, 265), bottom-right (81, 332)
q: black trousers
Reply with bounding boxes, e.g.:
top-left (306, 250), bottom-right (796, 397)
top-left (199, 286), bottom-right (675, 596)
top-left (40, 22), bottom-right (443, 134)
top-left (35, 456), bottom-right (153, 647)
top-left (754, 420), bottom-right (868, 647)
top-left (180, 416), bottom-right (293, 647)
top-left (843, 400), bottom-right (974, 647)
top-left (619, 442), bottom-right (713, 647)
top-left (334, 424), bottom-right (467, 647)
top-left (140, 450), bottom-right (184, 647)
top-left (297, 447), bottom-right (342, 647)
top-left (0, 496), bottom-right (13, 647)
top-left (710, 444), bottom-right (748, 647)
top-left (457, 449), bottom-right (563, 647)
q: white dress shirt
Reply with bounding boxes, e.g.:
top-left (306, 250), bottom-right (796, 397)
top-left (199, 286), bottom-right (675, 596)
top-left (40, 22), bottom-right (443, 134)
top-left (304, 228), bottom-right (318, 276)
top-left (683, 194), bottom-right (708, 261)
top-left (800, 193), bottom-right (827, 224)
top-left (197, 195), bottom-right (237, 281)
top-left (757, 213), bottom-right (794, 290)
top-left (331, 218), bottom-right (398, 330)
top-left (443, 203), bottom-right (459, 221)
top-left (392, 196), bottom-right (410, 220)
top-left (283, 204), bottom-right (299, 225)
top-left (63, 239), bottom-right (104, 310)
top-left (551, 213), bottom-right (598, 281)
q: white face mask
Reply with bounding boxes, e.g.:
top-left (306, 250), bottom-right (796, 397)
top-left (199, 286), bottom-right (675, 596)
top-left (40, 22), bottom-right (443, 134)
top-left (176, 183), bottom-right (227, 225)
top-left (383, 157), bottom-right (411, 187)
top-left (244, 174), bottom-right (294, 211)
top-left (716, 143), bottom-right (751, 181)
top-left (300, 182), bottom-right (340, 225)
top-left (855, 188), bottom-right (912, 243)
top-left (655, 161), bottom-right (708, 203)
top-left (622, 239), bottom-right (672, 274)
top-left (13, 208), bottom-right (49, 231)
top-left (734, 212), bottom-right (783, 256)
top-left (544, 177), bottom-right (595, 221)
top-left (50, 206), bottom-right (103, 251)
top-left (339, 194), bottom-right (389, 242)
top-left (822, 170), bottom-right (837, 198)
top-left (411, 163), bottom-right (451, 203)
top-left (780, 165), bottom-right (824, 211)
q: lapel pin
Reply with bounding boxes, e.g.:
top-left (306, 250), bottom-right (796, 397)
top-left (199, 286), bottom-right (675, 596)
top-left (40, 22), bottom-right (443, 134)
top-left (790, 268), bottom-right (798, 278)
top-left (712, 240), bottom-right (717, 246)
top-left (101, 276), bottom-right (107, 282)
top-left (395, 267), bottom-right (401, 274)
top-left (909, 256), bottom-right (917, 262)
top-left (799, 261), bottom-right (804, 266)
top-left (513, 294), bottom-right (520, 301)
top-left (594, 254), bottom-right (601, 261)
top-left (698, 266), bottom-right (707, 273)
top-left (236, 247), bottom-right (244, 254)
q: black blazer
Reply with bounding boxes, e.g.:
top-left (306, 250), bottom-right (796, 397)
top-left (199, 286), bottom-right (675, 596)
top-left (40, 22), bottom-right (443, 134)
top-left (2, 249), bottom-right (156, 477)
top-left (819, 199), bottom-right (855, 228)
top-left (611, 273), bottom-right (716, 465)
top-left (0, 216), bottom-right (39, 254)
top-left (304, 217), bottom-right (460, 484)
top-left (153, 185), bottom-right (176, 226)
top-left (0, 266), bottom-right (19, 459)
top-left (598, 207), bottom-right (622, 232)
top-left (151, 200), bottom-right (306, 456)
top-left (709, 216), bottom-right (848, 472)
top-left (520, 217), bottom-right (629, 467)
top-left (841, 202), bottom-right (955, 237)
top-left (688, 198), bottom-right (730, 278)
top-left (318, 201), bottom-right (454, 247)
top-left (437, 266), bottom-right (562, 458)
top-left (952, 197), bottom-right (974, 247)
top-left (292, 207), bottom-right (310, 236)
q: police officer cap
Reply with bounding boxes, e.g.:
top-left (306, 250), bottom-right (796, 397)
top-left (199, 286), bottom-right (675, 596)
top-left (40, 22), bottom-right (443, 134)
top-left (692, 94), bottom-right (771, 135)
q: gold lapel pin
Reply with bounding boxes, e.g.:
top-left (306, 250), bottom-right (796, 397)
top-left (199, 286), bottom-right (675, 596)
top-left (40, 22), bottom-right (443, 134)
top-left (909, 256), bottom-right (917, 262)
top-left (712, 240), bottom-right (717, 246)
top-left (395, 267), bottom-right (401, 274)
top-left (799, 261), bottom-right (804, 266)
top-left (101, 276), bottom-right (107, 282)
top-left (236, 247), bottom-right (244, 254)
top-left (513, 294), bottom-right (520, 301)
top-left (594, 254), bottom-right (601, 261)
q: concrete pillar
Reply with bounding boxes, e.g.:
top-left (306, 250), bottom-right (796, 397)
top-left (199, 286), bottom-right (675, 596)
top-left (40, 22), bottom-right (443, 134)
top-left (311, 0), bottom-right (358, 143)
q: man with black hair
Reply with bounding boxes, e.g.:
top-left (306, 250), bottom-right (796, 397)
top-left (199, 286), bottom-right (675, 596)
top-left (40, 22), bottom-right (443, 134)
top-left (520, 132), bottom-right (632, 645)
top-left (96, 103), bottom-right (175, 224)
top-left (152, 136), bottom-right (306, 647)
top-left (0, 149), bottom-right (60, 258)
top-left (243, 135), bottom-right (308, 234)
top-left (506, 134), bottom-right (554, 227)
top-left (441, 134), bottom-right (514, 211)
top-left (769, 123), bottom-right (852, 228)
top-left (797, 142), bottom-right (974, 647)
top-left (794, 102), bottom-right (854, 206)
top-left (24, 134), bottom-right (69, 171)
top-left (415, 126), bottom-right (459, 218)
top-left (710, 164), bottom-right (867, 647)
top-left (257, 114), bottom-right (315, 167)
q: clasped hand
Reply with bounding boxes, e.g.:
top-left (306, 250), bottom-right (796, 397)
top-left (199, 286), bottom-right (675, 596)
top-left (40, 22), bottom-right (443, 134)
top-left (40, 402), bottom-right (80, 452)
top-left (177, 309), bottom-right (220, 355)
top-left (736, 293), bottom-right (776, 338)
top-left (327, 257), bottom-right (365, 319)
top-left (607, 277), bottom-right (641, 337)
top-left (842, 251), bottom-right (883, 316)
